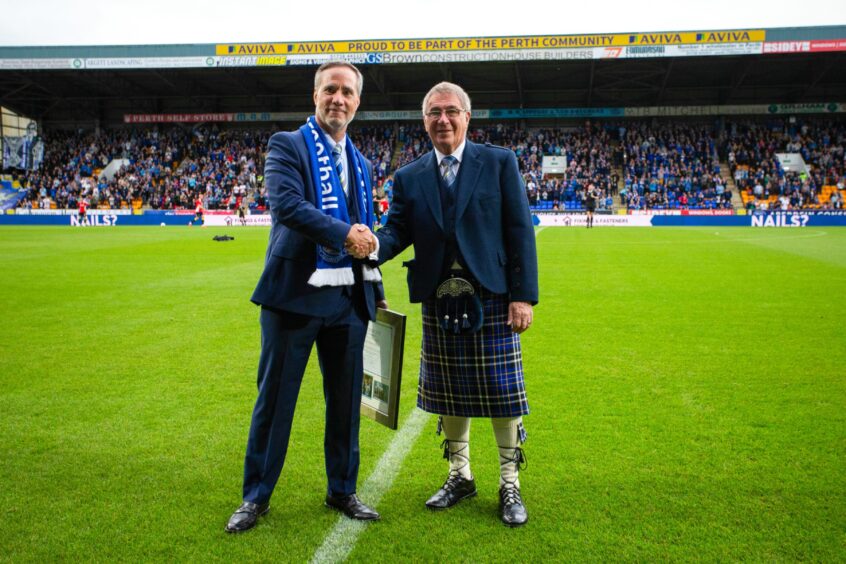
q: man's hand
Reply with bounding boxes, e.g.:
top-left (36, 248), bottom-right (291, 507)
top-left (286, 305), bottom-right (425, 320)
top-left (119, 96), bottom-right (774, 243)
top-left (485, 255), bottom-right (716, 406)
top-left (507, 301), bottom-right (533, 334)
top-left (376, 299), bottom-right (389, 309)
top-left (344, 224), bottom-right (376, 259)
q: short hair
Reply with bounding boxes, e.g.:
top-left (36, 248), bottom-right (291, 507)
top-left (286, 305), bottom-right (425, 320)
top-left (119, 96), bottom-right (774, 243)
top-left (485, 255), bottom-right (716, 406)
top-left (421, 82), bottom-right (472, 115)
top-left (314, 61), bottom-right (364, 96)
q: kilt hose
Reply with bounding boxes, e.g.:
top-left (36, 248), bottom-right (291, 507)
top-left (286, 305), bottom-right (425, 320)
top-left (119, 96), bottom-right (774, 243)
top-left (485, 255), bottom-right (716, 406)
top-left (417, 288), bottom-right (530, 418)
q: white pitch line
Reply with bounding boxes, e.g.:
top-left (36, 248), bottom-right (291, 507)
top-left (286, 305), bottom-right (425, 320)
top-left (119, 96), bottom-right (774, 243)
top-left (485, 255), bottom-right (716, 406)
top-left (310, 408), bottom-right (430, 564)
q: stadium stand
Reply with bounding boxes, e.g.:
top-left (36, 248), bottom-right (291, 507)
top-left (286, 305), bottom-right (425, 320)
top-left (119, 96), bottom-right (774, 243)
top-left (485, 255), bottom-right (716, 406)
top-left (470, 123), bottom-right (615, 212)
top-left (8, 119), bottom-right (845, 213)
top-left (723, 119), bottom-right (845, 211)
top-left (394, 124), bottom-right (430, 169)
top-left (618, 121), bottom-right (729, 211)
top-left (14, 127), bottom-right (269, 211)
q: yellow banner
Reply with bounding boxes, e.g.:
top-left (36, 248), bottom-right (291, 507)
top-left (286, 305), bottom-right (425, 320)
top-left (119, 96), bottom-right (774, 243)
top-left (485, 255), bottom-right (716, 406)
top-left (216, 30), bottom-right (766, 56)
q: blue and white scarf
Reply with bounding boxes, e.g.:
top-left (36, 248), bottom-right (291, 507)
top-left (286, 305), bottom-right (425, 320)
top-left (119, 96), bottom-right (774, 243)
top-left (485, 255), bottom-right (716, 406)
top-left (300, 116), bottom-right (381, 287)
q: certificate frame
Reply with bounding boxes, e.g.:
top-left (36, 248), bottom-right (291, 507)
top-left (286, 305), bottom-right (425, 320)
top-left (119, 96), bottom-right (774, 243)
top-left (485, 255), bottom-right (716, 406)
top-left (360, 308), bottom-right (406, 430)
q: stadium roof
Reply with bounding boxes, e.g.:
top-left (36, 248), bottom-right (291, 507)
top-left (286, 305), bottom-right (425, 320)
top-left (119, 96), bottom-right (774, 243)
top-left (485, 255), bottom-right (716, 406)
top-left (1, 26), bottom-right (844, 128)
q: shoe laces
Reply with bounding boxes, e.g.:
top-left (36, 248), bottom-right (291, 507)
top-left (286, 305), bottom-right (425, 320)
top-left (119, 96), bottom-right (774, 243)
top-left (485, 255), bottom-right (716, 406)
top-left (443, 469), bottom-right (465, 491)
top-left (500, 483), bottom-right (523, 506)
top-left (498, 446), bottom-right (527, 470)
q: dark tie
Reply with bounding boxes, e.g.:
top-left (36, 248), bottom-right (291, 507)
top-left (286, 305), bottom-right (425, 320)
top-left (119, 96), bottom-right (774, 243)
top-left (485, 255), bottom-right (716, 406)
top-left (332, 144), bottom-right (347, 194)
top-left (441, 155), bottom-right (457, 188)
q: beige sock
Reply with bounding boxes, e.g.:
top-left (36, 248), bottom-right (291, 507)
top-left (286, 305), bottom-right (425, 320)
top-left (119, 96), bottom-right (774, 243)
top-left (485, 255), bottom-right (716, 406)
top-left (492, 416), bottom-right (524, 488)
top-left (440, 415), bottom-right (472, 480)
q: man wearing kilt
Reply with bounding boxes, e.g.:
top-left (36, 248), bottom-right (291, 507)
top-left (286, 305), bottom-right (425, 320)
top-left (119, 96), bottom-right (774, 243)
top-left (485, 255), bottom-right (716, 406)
top-left (368, 82), bottom-right (538, 526)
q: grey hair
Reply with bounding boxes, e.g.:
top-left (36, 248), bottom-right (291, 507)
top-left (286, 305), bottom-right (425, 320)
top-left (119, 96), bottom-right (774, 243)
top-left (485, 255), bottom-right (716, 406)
top-left (314, 61), bottom-right (364, 96)
top-left (421, 82), bottom-right (472, 115)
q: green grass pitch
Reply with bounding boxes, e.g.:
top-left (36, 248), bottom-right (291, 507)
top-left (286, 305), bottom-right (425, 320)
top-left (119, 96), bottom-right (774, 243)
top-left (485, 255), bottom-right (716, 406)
top-left (0, 226), bottom-right (843, 561)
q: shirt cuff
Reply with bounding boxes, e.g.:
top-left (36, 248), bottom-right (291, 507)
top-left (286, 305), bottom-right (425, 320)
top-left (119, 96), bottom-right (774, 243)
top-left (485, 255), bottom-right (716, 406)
top-left (368, 235), bottom-right (380, 261)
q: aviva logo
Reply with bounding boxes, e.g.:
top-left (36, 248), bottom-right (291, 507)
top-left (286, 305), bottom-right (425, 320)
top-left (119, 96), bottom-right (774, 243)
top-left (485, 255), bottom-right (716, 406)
top-left (696, 31), bottom-right (753, 43)
top-left (628, 33), bottom-right (682, 45)
top-left (218, 42), bottom-right (340, 55)
top-left (221, 44), bottom-right (284, 55)
top-left (625, 30), bottom-right (763, 46)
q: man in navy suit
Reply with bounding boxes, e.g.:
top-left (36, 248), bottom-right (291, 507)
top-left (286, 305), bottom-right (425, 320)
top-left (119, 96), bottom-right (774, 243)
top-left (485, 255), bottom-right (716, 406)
top-left (369, 82), bottom-right (538, 526)
top-left (226, 61), bottom-right (384, 533)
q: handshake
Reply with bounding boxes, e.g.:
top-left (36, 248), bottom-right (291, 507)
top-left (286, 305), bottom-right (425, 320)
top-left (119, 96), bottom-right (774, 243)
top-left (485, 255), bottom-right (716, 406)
top-left (345, 223), bottom-right (377, 259)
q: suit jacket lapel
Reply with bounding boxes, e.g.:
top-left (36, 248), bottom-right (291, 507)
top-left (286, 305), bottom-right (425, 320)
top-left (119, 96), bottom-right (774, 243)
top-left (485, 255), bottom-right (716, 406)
top-left (455, 141), bottom-right (482, 221)
top-left (419, 151), bottom-right (444, 231)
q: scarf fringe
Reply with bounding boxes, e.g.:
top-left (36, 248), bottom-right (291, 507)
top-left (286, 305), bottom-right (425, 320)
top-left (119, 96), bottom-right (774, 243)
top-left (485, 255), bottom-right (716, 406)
top-left (308, 267), bottom-right (355, 287)
top-left (363, 265), bottom-right (382, 282)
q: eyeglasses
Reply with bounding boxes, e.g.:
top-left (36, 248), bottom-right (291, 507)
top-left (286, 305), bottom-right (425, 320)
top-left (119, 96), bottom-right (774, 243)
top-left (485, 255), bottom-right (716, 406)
top-left (424, 107), bottom-right (465, 120)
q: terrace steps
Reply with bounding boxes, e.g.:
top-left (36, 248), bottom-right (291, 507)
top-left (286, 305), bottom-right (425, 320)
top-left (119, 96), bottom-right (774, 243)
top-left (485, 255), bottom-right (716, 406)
top-left (719, 160), bottom-right (742, 208)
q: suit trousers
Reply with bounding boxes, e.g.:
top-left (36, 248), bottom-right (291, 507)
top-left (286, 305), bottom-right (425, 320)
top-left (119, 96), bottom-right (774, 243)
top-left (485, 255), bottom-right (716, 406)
top-left (242, 293), bottom-right (368, 504)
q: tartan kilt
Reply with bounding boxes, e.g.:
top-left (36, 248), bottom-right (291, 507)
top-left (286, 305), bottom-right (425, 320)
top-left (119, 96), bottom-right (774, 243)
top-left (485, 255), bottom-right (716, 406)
top-left (417, 289), bottom-right (529, 417)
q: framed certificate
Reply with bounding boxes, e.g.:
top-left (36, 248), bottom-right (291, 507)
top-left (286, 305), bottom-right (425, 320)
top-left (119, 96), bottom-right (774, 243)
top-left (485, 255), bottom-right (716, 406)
top-left (360, 308), bottom-right (406, 430)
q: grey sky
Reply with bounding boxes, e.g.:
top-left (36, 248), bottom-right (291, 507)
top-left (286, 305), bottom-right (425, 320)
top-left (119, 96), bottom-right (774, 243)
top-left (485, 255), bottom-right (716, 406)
top-left (1, 0), bottom-right (844, 46)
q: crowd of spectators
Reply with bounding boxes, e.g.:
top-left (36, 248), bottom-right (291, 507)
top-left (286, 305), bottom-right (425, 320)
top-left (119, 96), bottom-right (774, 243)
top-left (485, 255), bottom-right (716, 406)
top-left (617, 122), bottom-right (729, 210)
top-left (471, 123), bottom-right (616, 211)
top-left (723, 119), bottom-right (845, 211)
top-left (8, 118), bottom-right (844, 214)
top-left (14, 127), bottom-right (270, 212)
top-left (391, 122), bottom-right (618, 211)
top-left (349, 125), bottom-right (394, 186)
top-left (394, 124), bottom-right (430, 169)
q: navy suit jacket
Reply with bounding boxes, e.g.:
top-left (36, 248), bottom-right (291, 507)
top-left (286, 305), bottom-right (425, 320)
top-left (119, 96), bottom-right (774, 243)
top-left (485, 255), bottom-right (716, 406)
top-left (251, 129), bottom-right (382, 320)
top-left (376, 141), bottom-right (538, 304)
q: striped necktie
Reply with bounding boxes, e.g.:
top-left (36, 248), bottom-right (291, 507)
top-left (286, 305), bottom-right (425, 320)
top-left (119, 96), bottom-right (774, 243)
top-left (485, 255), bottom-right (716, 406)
top-left (332, 144), bottom-right (347, 193)
top-left (441, 155), bottom-right (457, 188)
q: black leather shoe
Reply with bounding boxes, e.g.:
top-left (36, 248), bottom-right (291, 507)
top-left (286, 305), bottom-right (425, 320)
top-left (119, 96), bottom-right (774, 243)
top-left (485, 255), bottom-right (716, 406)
top-left (325, 493), bottom-right (380, 521)
top-left (499, 485), bottom-right (528, 527)
top-left (425, 473), bottom-right (477, 509)
top-left (225, 501), bottom-right (269, 533)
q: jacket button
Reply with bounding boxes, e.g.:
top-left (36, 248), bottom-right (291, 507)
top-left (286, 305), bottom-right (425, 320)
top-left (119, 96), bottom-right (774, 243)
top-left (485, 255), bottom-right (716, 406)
top-left (514, 266), bottom-right (521, 272)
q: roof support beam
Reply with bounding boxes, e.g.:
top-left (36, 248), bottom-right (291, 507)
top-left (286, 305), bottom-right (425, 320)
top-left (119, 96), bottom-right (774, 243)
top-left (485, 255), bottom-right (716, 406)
top-left (514, 63), bottom-right (524, 108)
top-left (720, 58), bottom-right (752, 104)
top-left (656, 60), bottom-right (674, 104)
top-left (801, 56), bottom-right (838, 99)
